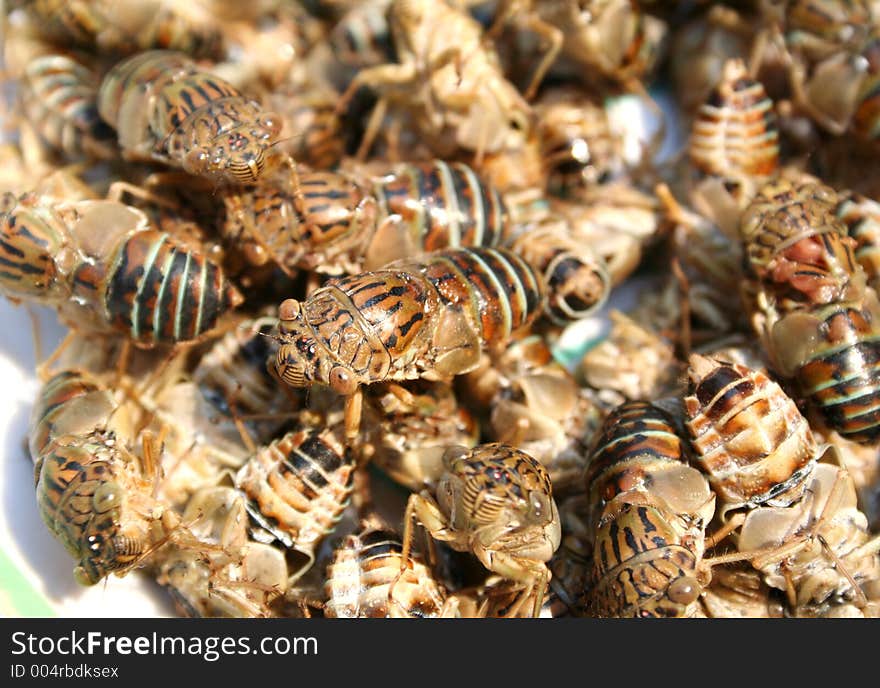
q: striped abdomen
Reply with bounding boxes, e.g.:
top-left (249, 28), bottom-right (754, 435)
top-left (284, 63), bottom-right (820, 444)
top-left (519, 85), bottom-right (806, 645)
top-left (20, 54), bottom-right (117, 161)
top-left (324, 525), bottom-right (447, 618)
top-left (28, 369), bottom-right (116, 459)
top-left (35, 436), bottom-right (144, 585)
top-left (690, 59), bottom-right (778, 180)
top-left (372, 161), bottom-right (509, 256)
top-left (684, 355), bottom-right (818, 510)
top-left (792, 300), bottom-right (880, 443)
top-left (416, 247), bottom-right (543, 346)
top-left (585, 400), bottom-right (714, 532)
top-left (0, 192), bottom-right (65, 300)
top-left (836, 191), bottom-right (880, 291)
top-left (235, 428), bottom-right (354, 579)
top-left (508, 214), bottom-right (610, 324)
top-left (275, 247), bottom-right (543, 392)
top-left (98, 50), bottom-right (280, 184)
top-left (590, 502), bottom-right (704, 618)
top-left (72, 228), bottom-right (242, 345)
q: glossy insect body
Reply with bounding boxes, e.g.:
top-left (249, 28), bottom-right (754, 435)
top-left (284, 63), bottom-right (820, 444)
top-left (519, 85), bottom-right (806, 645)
top-left (690, 59), bottom-right (779, 185)
top-left (403, 443), bottom-right (561, 618)
top-left (97, 51), bottom-right (282, 185)
top-left (0, 194), bottom-right (242, 346)
top-left (684, 354), bottom-right (819, 512)
top-left (235, 427), bottom-right (355, 582)
top-left (506, 211), bottom-right (611, 325)
top-left (585, 400), bottom-right (716, 536)
top-left (851, 34), bottom-right (880, 140)
top-left (741, 178), bottom-right (880, 443)
top-left (19, 54), bottom-right (118, 161)
top-left (274, 246), bottom-right (543, 395)
top-left (324, 524), bottom-right (449, 618)
top-left (221, 160), bottom-right (510, 276)
top-left (30, 370), bottom-right (175, 585)
top-left (584, 400), bottom-right (717, 618)
top-left (738, 463), bottom-right (880, 617)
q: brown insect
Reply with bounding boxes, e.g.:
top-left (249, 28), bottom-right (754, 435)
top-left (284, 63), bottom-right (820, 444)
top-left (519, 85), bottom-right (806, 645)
top-left (401, 442), bottom-right (561, 618)
top-left (274, 246), bottom-right (544, 440)
top-left (0, 193), bottom-right (243, 346)
top-left (683, 354), bottom-right (820, 515)
top-left (97, 50), bottom-right (283, 185)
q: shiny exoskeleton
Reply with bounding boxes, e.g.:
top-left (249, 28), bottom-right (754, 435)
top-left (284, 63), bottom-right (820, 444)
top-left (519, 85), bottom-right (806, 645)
top-left (19, 54), bottom-right (118, 161)
top-left (684, 354), bottom-right (819, 514)
top-left (740, 177), bottom-right (880, 444)
top-left (29, 369), bottom-right (178, 585)
top-left (689, 58), bottom-right (779, 194)
top-left (274, 246), bottom-right (544, 396)
top-left (738, 463), bottom-right (880, 617)
top-left (97, 50), bottom-right (282, 184)
top-left (324, 523), bottom-right (451, 618)
top-left (0, 193), bottom-right (242, 346)
top-left (220, 160), bottom-right (510, 276)
top-left (585, 400), bottom-right (716, 618)
top-left (836, 190), bottom-right (880, 293)
top-left (402, 443), bottom-right (561, 618)
top-left (235, 427), bottom-right (355, 583)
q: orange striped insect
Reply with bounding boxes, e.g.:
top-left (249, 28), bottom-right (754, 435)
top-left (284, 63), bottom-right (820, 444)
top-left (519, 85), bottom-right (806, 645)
top-left (97, 50), bottom-right (282, 185)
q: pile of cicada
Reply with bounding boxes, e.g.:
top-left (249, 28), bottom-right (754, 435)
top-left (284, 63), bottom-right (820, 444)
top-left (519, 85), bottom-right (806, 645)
top-left (2, 0), bottom-right (880, 618)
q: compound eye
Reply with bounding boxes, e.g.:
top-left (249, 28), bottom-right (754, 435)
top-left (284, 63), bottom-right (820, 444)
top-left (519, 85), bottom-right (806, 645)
top-left (329, 366), bottom-right (358, 395)
top-left (667, 575), bottom-right (701, 605)
top-left (278, 298), bottom-right (301, 321)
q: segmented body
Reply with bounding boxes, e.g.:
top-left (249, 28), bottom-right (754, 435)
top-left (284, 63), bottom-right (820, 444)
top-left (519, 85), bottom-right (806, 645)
top-left (404, 442), bottom-right (561, 618)
top-left (690, 59), bottom-right (779, 184)
top-left (30, 370), bottom-right (171, 585)
top-left (19, 54), bottom-right (118, 161)
top-left (740, 178), bottom-right (880, 443)
top-left (274, 247), bottom-right (543, 394)
top-left (585, 400), bottom-right (716, 618)
top-left (328, 0), bottom-right (394, 72)
top-left (0, 194), bottom-right (242, 345)
top-left (836, 190), bottom-right (880, 291)
top-left (221, 160), bottom-right (509, 276)
top-left (737, 463), bottom-right (880, 617)
top-left (684, 354), bottom-right (819, 513)
top-left (235, 427), bottom-right (355, 581)
top-left (156, 486), bottom-right (288, 618)
top-left (324, 525), bottom-right (448, 618)
top-left (97, 50), bottom-right (282, 184)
